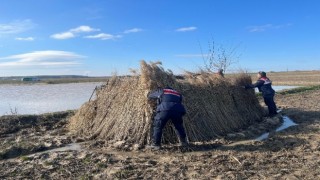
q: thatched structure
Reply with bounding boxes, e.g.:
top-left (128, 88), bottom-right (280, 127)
top-left (69, 61), bottom-right (264, 148)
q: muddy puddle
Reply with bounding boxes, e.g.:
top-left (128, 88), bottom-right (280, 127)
top-left (23, 143), bottom-right (83, 158)
top-left (46, 143), bottom-right (83, 152)
top-left (223, 115), bottom-right (298, 148)
top-left (255, 116), bottom-right (297, 141)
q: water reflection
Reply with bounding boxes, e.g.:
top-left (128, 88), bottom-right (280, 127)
top-left (255, 85), bottom-right (301, 92)
top-left (255, 116), bottom-right (297, 141)
top-left (0, 82), bottom-right (103, 115)
top-left (0, 84), bottom-right (301, 116)
top-left (47, 143), bottom-right (82, 152)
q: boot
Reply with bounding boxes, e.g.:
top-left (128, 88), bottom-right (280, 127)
top-left (146, 144), bottom-right (161, 150)
top-left (179, 137), bottom-right (188, 147)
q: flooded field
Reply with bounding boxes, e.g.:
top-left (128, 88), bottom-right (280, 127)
top-left (0, 83), bottom-right (299, 115)
top-left (255, 85), bottom-right (301, 92)
top-left (0, 82), bottom-right (102, 115)
top-left (0, 86), bottom-right (319, 179)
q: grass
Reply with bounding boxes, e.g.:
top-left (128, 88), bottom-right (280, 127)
top-left (255, 85), bottom-right (320, 97)
top-left (112, 169), bottom-right (137, 179)
top-left (248, 70), bottom-right (320, 86)
top-left (97, 162), bottom-right (108, 168)
top-left (278, 85), bottom-right (320, 95)
top-left (44, 161), bottom-right (54, 166)
top-left (1, 70), bottom-right (319, 86)
top-left (43, 77), bottom-right (108, 84)
top-left (20, 155), bottom-right (33, 161)
top-left (80, 175), bottom-right (91, 180)
top-left (82, 156), bottom-right (92, 164)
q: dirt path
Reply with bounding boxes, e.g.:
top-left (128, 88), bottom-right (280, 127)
top-left (0, 90), bottom-right (319, 179)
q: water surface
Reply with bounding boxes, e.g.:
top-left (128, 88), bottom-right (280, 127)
top-left (255, 116), bottom-right (297, 141)
top-left (0, 82), bottom-right (102, 115)
top-left (272, 86), bottom-right (301, 92)
top-left (255, 85), bottom-right (301, 93)
top-left (0, 84), bottom-right (301, 116)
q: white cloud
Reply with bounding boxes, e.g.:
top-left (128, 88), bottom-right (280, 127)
top-left (15, 37), bottom-right (35, 41)
top-left (84, 33), bottom-right (121, 40)
top-left (123, 28), bottom-right (143, 34)
top-left (0, 50), bottom-right (84, 68)
top-left (51, 26), bottom-right (141, 41)
top-left (175, 26), bottom-right (197, 32)
top-left (70, 25), bottom-right (100, 33)
top-left (247, 24), bottom-right (272, 32)
top-left (273, 23), bottom-right (293, 29)
top-left (50, 32), bottom-right (75, 40)
top-left (248, 23), bottom-right (292, 32)
top-left (0, 19), bottom-right (35, 34)
top-left (51, 25), bottom-right (100, 40)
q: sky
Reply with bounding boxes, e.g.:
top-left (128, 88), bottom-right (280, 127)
top-left (0, 0), bottom-right (319, 76)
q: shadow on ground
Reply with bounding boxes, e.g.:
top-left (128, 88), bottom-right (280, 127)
top-left (172, 108), bottom-right (320, 153)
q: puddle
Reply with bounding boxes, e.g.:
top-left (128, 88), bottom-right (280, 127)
top-left (46, 143), bottom-right (82, 153)
top-left (272, 86), bottom-right (302, 92)
top-left (256, 116), bottom-right (297, 141)
top-left (255, 86), bottom-right (301, 93)
top-left (255, 133), bottom-right (270, 141)
top-left (22, 143), bottom-right (83, 158)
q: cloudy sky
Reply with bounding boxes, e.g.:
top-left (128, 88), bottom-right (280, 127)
top-left (0, 0), bottom-right (319, 76)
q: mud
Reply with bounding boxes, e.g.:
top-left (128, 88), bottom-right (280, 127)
top-left (0, 112), bottom-right (75, 160)
top-left (0, 90), bottom-right (320, 179)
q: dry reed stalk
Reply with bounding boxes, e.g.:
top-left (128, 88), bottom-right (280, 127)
top-left (68, 60), bottom-right (264, 149)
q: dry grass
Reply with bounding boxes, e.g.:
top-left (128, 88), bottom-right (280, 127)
top-left (69, 61), bottom-right (264, 149)
top-left (248, 71), bottom-right (320, 86)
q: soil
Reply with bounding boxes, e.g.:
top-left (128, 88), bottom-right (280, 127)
top-left (0, 90), bottom-right (319, 179)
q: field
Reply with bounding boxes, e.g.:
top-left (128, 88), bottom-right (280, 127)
top-left (1, 70), bottom-right (319, 85)
top-left (249, 70), bottom-right (320, 86)
top-left (0, 76), bottom-right (109, 85)
top-left (0, 86), bottom-right (319, 179)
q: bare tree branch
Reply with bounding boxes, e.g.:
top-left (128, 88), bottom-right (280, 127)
top-left (200, 39), bottom-right (240, 73)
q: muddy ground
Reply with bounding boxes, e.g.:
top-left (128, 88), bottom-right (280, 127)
top-left (0, 89), bottom-right (319, 179)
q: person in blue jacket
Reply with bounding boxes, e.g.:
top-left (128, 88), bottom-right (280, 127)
top-left (147, 86), bottom-right (188, 150)
top-left (245, 71), bottom-right (278, 117)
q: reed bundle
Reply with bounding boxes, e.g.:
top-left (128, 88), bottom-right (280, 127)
top-left (69, 61), bottom-right (263, 148)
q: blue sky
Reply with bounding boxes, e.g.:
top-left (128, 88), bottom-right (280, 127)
top-left (0, 0), bottom-right (319, 76)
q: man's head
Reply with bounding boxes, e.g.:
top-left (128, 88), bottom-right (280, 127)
top-left (257, 71), bottom-right (267, 78)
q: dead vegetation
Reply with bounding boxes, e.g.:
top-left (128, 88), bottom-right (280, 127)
top-left (69, 61), bottom-right (264, 149)
top-left (250, 70), bottom-right (320, 86)
top-left (1, 83), bottom-right (320, 179)
top-left (0, 111), bottom-right (74, 160)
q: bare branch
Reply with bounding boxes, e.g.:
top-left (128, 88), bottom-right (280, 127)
top-left (201, 39), bottom-right (240, 73)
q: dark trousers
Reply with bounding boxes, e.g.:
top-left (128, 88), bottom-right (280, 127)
top-left (264, 95), bottom-right (277, 116)
top-left (153, 111), bottom-right (187, 146)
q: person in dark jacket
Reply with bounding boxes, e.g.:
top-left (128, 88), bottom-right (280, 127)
top-left (217, 69), bottom-right (224, 77)
top-left (147, 86), bottom-right (188, 150)
top-left (245, 71), bottom-right (278, 117)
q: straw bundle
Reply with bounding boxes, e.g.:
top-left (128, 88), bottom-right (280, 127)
top-left (69, 61), bottom-right (263, 148)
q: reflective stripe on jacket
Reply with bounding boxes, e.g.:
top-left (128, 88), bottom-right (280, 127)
top-left (258, 77), bottom-right (275, 97)
top-left (148, 88), bottom-right (186, 114)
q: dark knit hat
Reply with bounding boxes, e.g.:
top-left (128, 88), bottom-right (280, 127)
top-left (258, 71), bottom-right (266, 77)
